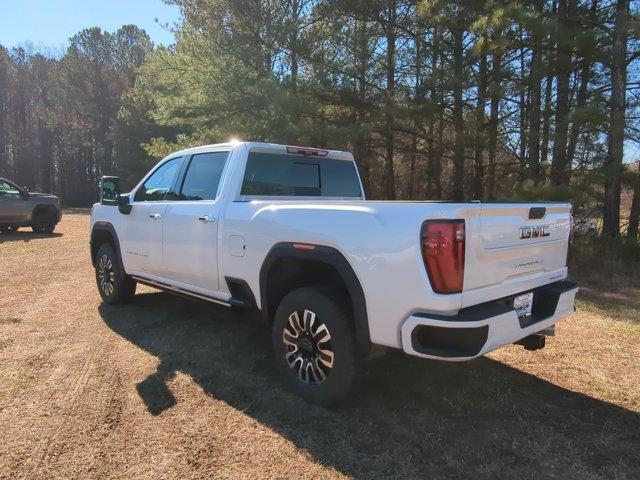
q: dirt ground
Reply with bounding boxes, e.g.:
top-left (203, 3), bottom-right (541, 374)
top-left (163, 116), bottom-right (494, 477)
top-left (0, 212), bottom-right (639, 480)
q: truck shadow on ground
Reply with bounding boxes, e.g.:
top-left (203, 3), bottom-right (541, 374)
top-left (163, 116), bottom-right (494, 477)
top-left (0, 230), bottom-right (62, 244)
top-left (100, 291), bottom-right (640, 479)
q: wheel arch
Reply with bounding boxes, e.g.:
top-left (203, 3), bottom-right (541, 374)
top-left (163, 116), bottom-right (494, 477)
top-left (31, 203), bottom-right (59, 222)
top-left (90, 221), bottom-right (124, 272)
top-left (259, 242), bottom-right (371, 356)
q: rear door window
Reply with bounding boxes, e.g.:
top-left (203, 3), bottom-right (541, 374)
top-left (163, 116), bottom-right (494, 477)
top-left (241, 152), bottom-right (361, 197)
top-left (178, 152), bottom-right (229, 201)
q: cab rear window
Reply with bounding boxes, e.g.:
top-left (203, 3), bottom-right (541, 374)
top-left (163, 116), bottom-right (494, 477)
top-left (241, 152), bottom-right (362, 197)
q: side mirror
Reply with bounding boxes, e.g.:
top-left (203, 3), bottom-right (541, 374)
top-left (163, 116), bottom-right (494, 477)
top-left (100, 176), bottom-right (121, 206)
top-left (21, 187), bottom-right (29, 199)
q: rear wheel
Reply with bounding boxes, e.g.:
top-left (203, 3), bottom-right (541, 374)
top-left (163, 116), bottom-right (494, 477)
top-left (95, 243), bottom-right (136, 304)
top-left (272, 287), bottom-right (357, 405)
top-left (32, 212), bottom-right (56, 234)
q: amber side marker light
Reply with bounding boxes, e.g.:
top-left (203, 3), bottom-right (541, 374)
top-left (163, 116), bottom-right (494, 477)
top-left (421, 220), bottom-right (465, 294)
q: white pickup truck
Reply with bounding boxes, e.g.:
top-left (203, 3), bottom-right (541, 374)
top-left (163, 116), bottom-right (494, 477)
top-left (90, 142), bottom-right (578, 404)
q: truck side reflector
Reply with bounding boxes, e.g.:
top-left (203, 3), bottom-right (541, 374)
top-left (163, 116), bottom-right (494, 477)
top-left (293, 243), bottom-right (316, 250)
top-left (286, 146), bottom-right (329, 156)
top-left (421, 220), bottom-right (465, 294)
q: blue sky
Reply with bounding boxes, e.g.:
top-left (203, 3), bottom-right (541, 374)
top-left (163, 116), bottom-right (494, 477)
top-left (0, 0), bottom-right (181, 51)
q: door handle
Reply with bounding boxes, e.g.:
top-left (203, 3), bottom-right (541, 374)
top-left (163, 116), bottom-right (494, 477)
top-left (149, 213), bottom-right (161, 220)
top-left (198, 215), bottom-right (215, 222)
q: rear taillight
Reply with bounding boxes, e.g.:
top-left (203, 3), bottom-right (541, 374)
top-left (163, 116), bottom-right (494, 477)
top-left (421, 220), bottom-right (465, 294)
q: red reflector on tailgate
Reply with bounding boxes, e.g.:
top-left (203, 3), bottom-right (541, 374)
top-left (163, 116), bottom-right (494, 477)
top-left (421, 220), bottom-right (465, 294)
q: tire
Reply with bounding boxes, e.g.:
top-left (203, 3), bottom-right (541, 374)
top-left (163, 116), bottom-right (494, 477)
top-left (272, 286), bottom-right (357, 405)
top-left (95, 243), bottom-right (137, 305)
top-left (31, 212), bottom-right (56, 234)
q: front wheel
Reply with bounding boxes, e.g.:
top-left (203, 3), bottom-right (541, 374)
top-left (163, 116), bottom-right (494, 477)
top-left (95, 243), bottom-right (136, 304)
top-left (272, 287), bottom-right (357, 405)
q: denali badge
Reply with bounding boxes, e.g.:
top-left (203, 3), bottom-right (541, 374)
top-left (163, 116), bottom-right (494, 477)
top-left (520, 224), bottom-right (550, 239)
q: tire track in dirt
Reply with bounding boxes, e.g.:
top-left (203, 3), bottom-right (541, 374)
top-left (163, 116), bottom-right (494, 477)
top-left (36, 334), bottom-right (113, 477)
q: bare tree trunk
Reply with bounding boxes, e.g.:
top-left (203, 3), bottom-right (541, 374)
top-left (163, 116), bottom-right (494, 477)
top-left (426, 110), bottom-right (444, 200)
top-left (426, 26), bottom-right (442, 200)
top-left (0, 50), bottom-right (8, 178)
top-left (540, 75), bottom-right (554, 172)
top-left (628, 165), bottom-right (640, 239)
top-left (452, 23), bottom-right (465, 200)
top-left (433, 112), bottom-right (444, 199)
top-left (566, 0), bottom-right (598, 166)
top-left (353, 19), bottom-right (372, 196)
top-left (487, 50), bottom-right (502, 200)
top-left (518, 30), bottom-right (528, 187)
top-left (540, 0), bottom-right (557, 175)
top-left (602, 0), bottom-right (628, 237)
top-left (407, 26), bottom-right (424, 200)
top-left (473, 37), bottom-right (488, 199)
top-left (289, 0), bottom-right (300, 90)
top-left (566, 58), bottom-right (592, 165)
top-left (527, 0), bottom-right (544, 184)
top-left (352, 102), bottom-right (371, 196)
top-left (407, 135), bottom-right (417, 199)
top-left (383, 0), bottom-right (397, 200)
top-left (550, 0), bottom-right (576, 186)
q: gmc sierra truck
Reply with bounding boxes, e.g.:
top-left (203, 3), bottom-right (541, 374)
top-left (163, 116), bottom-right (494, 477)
top-left (90, 142), bottom-right (578, 404)
top-left (0, 177), bottom-right (61, 234)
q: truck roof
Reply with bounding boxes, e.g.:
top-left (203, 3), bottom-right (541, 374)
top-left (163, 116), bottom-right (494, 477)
top-left (167, 141), bottom-right (354, 161)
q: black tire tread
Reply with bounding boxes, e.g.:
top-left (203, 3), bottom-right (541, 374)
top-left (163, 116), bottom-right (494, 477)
top-left (272, 286), bottom-right (357, 405)
top-left (95, 243), bottom-right (136, 305)
top-left (31, 211), bottom-right (56, 234)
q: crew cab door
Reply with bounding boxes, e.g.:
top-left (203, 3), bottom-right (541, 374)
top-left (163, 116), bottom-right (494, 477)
top-left (160, 151), bottom-right (229, 292)
top-left (0, 180), bottom-right (30, 223)
top-left (121, 156), bottom-right (184, 276)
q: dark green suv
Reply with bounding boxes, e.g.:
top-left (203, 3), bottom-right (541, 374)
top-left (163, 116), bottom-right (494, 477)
top-left (0, 178), bottom-right (61, 234)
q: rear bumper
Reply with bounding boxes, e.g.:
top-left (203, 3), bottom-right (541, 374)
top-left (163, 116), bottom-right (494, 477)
top-left (400, 280), bottom-right (578, 361)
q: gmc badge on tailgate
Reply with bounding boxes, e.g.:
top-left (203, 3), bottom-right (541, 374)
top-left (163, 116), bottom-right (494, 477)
top-left (520, 224), bottom-right (550, 239)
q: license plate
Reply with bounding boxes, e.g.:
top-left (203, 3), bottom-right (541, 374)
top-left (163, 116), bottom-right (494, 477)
top-left (514, 292), bottom-right (534, 318)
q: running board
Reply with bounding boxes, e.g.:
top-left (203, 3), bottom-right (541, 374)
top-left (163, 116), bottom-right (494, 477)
top-left (131, 275), bottom-right (232, 308)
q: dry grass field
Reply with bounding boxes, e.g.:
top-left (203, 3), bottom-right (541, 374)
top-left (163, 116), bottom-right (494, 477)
top-left (0, 211), bottom-right (639, 479)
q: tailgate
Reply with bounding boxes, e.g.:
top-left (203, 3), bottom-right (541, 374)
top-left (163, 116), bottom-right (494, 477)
top-left (463, 203), bottom-right (571, 292)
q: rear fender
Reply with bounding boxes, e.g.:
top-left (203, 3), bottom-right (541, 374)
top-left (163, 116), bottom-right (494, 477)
top-left (259, 242), bottom-right (371, 355)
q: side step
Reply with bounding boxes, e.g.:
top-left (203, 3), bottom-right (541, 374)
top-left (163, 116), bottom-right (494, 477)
top-left (131, 275), bottom-right (259, 311)
top-left (131, 276), bottom-right (231, 307)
